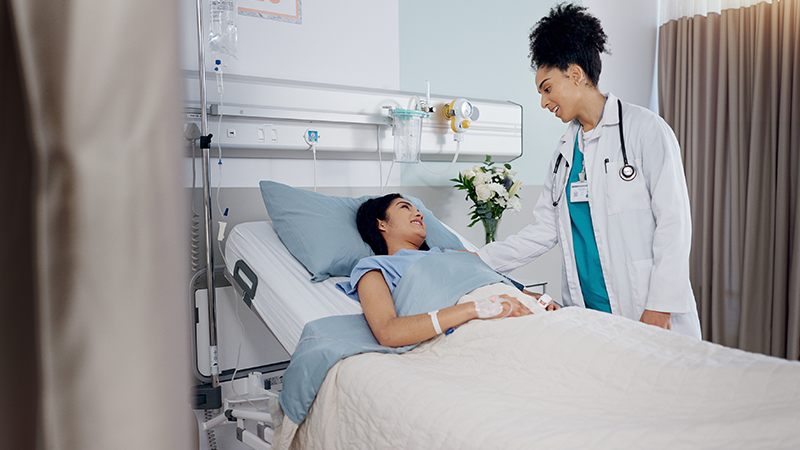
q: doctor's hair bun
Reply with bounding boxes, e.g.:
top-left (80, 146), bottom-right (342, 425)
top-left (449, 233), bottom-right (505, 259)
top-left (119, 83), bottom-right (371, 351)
top-left (528, 2), bottom-right (609, 87)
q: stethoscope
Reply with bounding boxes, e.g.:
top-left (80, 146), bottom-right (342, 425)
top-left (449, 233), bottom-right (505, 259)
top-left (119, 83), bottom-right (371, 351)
top-left (551, 99), bottom-right (637, 207)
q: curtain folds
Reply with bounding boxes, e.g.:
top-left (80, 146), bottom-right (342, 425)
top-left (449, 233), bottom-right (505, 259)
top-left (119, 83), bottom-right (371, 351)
top-left (659, 0), bottom-right (800, 359)
top-left (659, 0), bottom-right (774, 25)
top-left (2, 0), bottom-right (193, 448)
top-left (0, 0), bottom-right (39, 448)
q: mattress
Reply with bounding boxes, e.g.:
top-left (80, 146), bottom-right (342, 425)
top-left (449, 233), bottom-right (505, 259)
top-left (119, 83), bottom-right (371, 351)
top-left (224, 221), bottom-right (363, 353)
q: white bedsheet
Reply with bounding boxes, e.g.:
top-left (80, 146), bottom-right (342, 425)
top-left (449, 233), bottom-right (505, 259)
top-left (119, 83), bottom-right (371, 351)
top-left (274, 304), bottom-right (800, 449)
top-left (224, 221), bottom-right (363, 353)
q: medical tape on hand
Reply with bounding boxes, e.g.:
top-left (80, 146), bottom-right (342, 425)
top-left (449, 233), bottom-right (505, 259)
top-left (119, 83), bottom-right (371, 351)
top-left (428, 310), bottom-right (443, 335)
top-left (474, 296), bottom-right (507, 319)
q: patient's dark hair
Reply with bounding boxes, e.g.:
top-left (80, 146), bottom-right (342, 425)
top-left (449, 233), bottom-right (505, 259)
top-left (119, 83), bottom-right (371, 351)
top-left (356, 194), bottom-right (430, 255)
top-left (528, 3), bottom-right (608, 86)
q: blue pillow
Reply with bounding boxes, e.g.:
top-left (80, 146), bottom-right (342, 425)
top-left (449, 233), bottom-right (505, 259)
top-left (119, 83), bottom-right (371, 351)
top-left (258, 181), bottom-right (465, 282)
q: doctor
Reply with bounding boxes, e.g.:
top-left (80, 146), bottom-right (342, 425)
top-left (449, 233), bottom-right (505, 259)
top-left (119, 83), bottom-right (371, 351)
top-left (477, 3), bottom-right (701, 338)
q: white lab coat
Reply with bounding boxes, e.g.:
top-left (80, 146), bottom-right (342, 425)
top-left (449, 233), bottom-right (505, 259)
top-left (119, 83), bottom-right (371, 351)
top-left (479, 93), bottom-right (701, 338)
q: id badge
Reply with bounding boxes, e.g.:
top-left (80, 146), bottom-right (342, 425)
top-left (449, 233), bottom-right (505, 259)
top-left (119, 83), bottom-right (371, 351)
top-left (570, 181), bottom-right (589, 203)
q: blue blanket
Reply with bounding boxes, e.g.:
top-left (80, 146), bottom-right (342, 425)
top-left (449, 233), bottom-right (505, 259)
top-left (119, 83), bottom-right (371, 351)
top-left (279, 251), bottom-right (510, 424)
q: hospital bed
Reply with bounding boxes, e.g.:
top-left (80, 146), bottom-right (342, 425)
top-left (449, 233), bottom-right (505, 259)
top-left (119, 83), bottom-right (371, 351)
top-left (220, 181), bottom-right (800, 450)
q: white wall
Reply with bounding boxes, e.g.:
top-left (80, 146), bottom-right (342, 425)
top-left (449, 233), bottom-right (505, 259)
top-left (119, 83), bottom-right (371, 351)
top-left (180, 0), bottom-right (400, 89)
top-left (583, 0), bottom-right (660, 112)
top-left (397, 0), bottom-right (566, 188)
top-left (181, 0), bottom-right (402, 189)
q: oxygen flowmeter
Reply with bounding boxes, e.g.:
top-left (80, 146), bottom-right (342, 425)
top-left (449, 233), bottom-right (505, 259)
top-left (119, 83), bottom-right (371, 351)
top-left (443, 98), bottom-right (480, 140)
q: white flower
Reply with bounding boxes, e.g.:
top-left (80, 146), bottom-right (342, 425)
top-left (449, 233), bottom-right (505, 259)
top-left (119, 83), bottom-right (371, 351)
top-left (475, 184), bottom-right (493, 202)
top-left (452, 156), bottom-right (522, 228)
top-left (488, 182), bottom-right (509, 199)
top-left (508, 180), bottom-right (522, 198)
top-left (473, 171), bottom-right (490, 186)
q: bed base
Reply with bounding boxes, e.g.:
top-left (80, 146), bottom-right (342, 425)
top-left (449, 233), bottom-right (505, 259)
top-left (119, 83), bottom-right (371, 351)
top-left (201, 371), bottom-right (279, 450)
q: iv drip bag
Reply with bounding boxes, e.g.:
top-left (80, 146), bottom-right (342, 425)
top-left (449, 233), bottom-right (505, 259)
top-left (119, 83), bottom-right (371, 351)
top-left (209, 0), bottom-right (238, 60)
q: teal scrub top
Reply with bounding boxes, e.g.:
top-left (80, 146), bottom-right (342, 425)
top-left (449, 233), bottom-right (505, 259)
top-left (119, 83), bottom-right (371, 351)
top-left (566, 131), bottom-right (612, 313)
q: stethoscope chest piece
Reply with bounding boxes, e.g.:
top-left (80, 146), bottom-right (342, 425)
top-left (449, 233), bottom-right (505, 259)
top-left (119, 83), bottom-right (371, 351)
top-left (619, 164), bottom-right (636, 181)
top-left (616, 99), bottom-right (636, 182)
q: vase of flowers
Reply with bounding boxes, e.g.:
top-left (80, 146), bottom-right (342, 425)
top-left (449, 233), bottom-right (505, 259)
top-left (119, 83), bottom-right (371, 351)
top-left (450, 155), bottom-right (522, 244)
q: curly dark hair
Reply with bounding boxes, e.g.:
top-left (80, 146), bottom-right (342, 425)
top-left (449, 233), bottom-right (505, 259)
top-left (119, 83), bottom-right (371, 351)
top-left (356, 194), bottom-right (430, 256)
top-left (528, 3), bottom-right (609, 87)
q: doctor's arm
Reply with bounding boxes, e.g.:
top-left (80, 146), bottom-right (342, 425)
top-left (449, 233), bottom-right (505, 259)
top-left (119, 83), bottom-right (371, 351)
top-left (476, 158), bottom-right (562, 274)
top-left (640, 119), bottom-right (694, 327)
top-left (357, 270), bottom-right (530, 348)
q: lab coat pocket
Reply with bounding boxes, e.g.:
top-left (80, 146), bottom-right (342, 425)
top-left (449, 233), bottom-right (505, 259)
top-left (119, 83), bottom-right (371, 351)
top-left (626, 258), bottom-right (653, 317)
top-left (604, 158), bottom-right (650, 215)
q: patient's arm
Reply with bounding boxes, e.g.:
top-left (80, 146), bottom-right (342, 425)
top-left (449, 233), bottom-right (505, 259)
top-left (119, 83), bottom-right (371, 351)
top-left (358, 270), bottom-right (476, 347)
top-left (357, 270), bottom-right (530, 347)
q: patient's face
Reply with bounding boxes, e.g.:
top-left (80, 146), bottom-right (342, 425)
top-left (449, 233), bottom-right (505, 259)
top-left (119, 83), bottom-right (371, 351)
top-left (378, 198), bottom-right (427, 248)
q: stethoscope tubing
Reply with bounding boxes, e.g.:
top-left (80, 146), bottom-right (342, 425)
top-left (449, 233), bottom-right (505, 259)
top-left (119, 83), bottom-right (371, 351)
top-left (551, 99), bottom-right (636, 207)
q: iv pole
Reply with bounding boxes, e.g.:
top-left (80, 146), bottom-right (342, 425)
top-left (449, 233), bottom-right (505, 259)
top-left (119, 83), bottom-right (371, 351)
top-left (194, 0), bottom-right (221, 401)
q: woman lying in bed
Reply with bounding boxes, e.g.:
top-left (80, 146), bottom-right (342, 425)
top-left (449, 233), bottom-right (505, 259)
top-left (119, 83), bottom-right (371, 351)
top-left (337, 193), bottom-right (558, 348)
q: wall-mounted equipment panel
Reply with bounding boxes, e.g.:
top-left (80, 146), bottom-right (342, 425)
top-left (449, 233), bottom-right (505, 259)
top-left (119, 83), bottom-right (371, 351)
top-left (183, 72), bottom-right (522, 162)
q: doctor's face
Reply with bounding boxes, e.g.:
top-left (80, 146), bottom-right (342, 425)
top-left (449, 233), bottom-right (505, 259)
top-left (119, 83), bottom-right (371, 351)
top-left (536, 65), bottom-right (581, 123)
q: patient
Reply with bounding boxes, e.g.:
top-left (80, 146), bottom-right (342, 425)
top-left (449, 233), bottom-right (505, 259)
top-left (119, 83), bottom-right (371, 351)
top-left (337, 193), bottom-right (557, 348)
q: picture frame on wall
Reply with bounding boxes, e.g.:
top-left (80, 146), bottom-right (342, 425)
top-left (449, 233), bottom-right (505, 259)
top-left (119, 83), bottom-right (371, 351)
top-left (239, 0), bottom-right (302, 24)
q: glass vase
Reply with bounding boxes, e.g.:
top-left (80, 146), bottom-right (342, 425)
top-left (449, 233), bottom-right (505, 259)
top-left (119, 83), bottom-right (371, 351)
top-left (482, 217), bottom-right (499, 244)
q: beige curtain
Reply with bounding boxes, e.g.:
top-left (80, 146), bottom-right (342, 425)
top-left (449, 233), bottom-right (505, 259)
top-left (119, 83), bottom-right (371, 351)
top-left (659, 0), bottom-right (800, 359)
top-left (0, 0), bottom-right (193, 448)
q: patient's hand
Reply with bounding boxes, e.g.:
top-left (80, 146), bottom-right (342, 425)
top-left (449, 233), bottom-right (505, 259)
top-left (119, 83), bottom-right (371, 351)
top-left (496, 294), bottom-right (533, 318)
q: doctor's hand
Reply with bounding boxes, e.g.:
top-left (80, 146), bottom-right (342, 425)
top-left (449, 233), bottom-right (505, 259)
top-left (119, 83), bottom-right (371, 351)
top-left (640, 310), bottom-right (671, 330)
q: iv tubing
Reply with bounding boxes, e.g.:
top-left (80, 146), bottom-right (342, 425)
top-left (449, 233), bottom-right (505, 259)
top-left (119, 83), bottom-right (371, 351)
top-left (419, 141), bottom-right (461, 175)
top-left (377, 125), bottom-right (384, 193)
